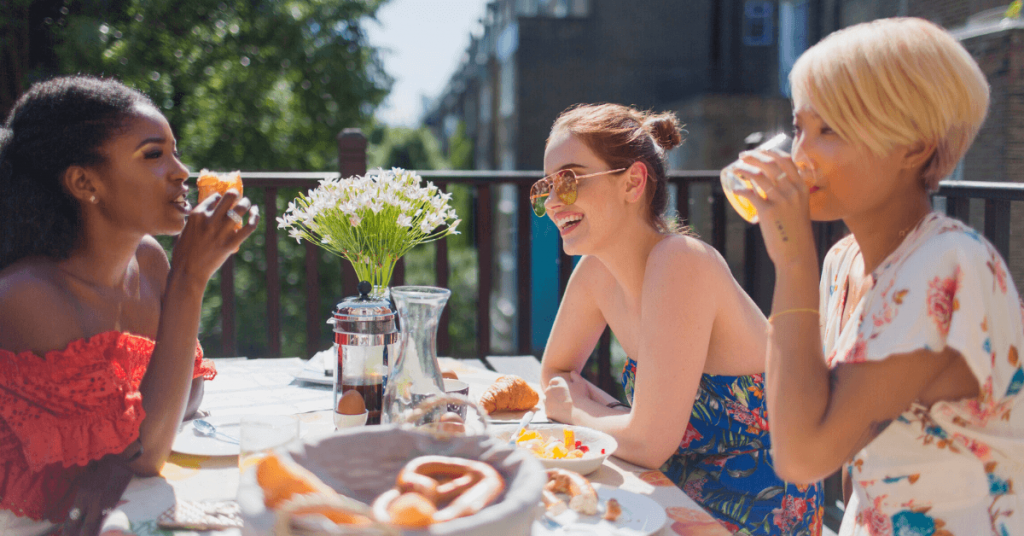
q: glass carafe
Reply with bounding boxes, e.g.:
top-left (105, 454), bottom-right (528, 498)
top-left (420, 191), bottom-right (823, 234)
top-left (382, 286), bottom-right (451, 424)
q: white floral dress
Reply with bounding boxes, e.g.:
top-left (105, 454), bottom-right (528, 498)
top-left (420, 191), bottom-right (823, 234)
top-left (820, 212), bottom-right (1024, 536)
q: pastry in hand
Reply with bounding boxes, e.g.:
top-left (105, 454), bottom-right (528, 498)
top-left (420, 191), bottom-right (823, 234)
top-left (197, 169), bottom-right (243, 203)
top-left (479, 375), bottom-right (539, 414)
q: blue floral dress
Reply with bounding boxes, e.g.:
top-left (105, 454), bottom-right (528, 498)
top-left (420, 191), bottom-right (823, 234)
top-left (622, 358), bottom-right (823, 535)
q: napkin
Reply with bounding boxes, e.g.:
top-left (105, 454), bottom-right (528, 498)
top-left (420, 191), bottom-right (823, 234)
top-left (157, 500), bottom-right (243, 531)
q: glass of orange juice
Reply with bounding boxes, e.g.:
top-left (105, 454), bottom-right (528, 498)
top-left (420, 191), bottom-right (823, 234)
top-left (721, 133), bottom-right (800, 224)
top-left (238, 414), bottom-right (300, 472)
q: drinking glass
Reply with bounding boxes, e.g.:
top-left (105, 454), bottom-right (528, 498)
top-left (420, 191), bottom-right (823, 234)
top-left (721, 133), bottom-right (809, 224)
top-left (238, 414), bottom-right (300, 472)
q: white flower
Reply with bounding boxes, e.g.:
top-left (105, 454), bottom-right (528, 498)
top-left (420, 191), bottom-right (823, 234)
top-left (280, 168), bottom-right (459, 276)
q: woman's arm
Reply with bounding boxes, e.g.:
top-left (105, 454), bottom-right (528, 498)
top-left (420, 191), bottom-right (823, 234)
top-left (545, 241), bottom-right (719, 469)
top-left (737, 152), bottom-right (978, 484)
top-left (540, 256), bottom-right (612, 390)
top-left (130, 192), bottom-right (257, 475)
top-left (766, 264), bottom-right (967, 482)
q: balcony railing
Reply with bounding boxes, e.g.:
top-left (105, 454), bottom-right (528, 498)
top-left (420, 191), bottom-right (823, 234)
top-left (210, 171), bottom-right (1023, 370)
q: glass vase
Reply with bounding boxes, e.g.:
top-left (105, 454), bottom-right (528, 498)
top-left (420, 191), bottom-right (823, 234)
top-left (382, 286), bottom-right (450, 424)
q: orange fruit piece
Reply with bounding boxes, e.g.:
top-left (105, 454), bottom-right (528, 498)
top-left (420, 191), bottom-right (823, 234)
top-left (255, 451), bottom-right (336, 509)
top-left (196, 169), bottom-right (243, 203)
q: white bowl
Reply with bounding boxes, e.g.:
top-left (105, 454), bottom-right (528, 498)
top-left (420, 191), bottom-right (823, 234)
top-left (333, 410), bottom-right (368, 429)
top-left (492, 423), bottom-right (617, 476)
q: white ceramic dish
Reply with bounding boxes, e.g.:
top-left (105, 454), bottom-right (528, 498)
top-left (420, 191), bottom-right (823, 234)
top-left (532, 485), bottom-right (667, 536)
top-left (333, 410), bottom-right (368, 429)
top-left (492, 423), bottom-right (617, 476)
top-left (172, 415), bottom-right (242, 456)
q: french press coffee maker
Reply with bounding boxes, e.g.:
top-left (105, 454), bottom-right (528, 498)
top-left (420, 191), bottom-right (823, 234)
top-left (330, 281), bottom-right (399, 425)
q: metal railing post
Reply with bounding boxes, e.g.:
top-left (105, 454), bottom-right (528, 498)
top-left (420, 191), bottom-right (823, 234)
top-left (338, 129), bottom-right (368, 298)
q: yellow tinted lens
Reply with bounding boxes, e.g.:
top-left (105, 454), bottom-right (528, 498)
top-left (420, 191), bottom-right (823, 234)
top-left (554, 170), bottom-right (577, 205)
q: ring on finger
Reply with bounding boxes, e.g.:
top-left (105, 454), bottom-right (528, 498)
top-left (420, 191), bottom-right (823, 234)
top-left (777, 172), bottom-right (788, 181)
top-left (226, 210), bottom-right (244, 226)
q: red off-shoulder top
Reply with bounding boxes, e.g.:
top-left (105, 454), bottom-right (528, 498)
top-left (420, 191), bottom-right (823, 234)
top-left (0, 331), bottom-right (216, 522)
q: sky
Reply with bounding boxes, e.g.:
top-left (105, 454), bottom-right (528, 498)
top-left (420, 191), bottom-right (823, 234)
top-left (366, 0), bottom-right (489, 127)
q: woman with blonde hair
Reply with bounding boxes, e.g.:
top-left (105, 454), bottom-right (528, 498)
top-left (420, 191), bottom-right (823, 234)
top-left (538, 103), bottom-right (822, 534)
top-left (733, 17), bottom-right (1023, 534)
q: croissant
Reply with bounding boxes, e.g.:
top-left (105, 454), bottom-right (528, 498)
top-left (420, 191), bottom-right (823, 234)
top-left (479, 375), bottom-right (539, 414)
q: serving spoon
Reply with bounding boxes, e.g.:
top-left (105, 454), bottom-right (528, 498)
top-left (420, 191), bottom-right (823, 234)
top-left (192, 419), bottom-right (239, 444)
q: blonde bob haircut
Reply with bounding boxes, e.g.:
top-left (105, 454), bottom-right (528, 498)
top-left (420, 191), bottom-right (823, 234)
top-left (789, 17), bottom-right (989, 191)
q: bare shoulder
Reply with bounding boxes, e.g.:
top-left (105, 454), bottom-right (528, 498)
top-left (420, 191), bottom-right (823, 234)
top-left (0, 260), bottom-right (79, 353)
top-left (646, 235), bottom-right (730, 282)
top-left (136, 235), bottom-right (171, 292)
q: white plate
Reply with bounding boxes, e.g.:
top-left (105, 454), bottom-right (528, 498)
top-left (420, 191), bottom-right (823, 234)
top-left (292, 369), bottom-right (333, 386)
top-left (533, 485), bottom-right (667, 536)
top-left (292, 349), bottom-right (334, 386)
top-left (172, 415), bottom-right (242, 456)
top-left (492, 423), bottom-right (617, 476)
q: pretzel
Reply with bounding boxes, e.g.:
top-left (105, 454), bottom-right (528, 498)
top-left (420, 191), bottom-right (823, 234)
top-left (545, 468), bottom-right (598, 515)
top-left (603, 497), bottom-right (622, 521)
top-left (375, 456), bottom-right (505, 526)
top-left (541, 489), bottom-right (567, 515)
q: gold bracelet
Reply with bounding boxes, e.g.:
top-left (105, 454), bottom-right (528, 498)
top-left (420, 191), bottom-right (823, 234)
top-left (768, 308), bottom-right (820, 323)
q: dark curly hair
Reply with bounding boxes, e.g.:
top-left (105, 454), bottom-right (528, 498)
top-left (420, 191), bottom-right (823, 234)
top-left (548, 103), bottom-right (686, 234)
top-left (0, 76), bottom-right (154, 272)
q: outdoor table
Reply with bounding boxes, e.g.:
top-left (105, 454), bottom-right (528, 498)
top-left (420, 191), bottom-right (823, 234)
top-left (105, 356), bottom-right (730, 536)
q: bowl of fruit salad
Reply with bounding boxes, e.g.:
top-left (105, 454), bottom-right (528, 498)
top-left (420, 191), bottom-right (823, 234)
top-left (491, 423), bottom-right (617, 476)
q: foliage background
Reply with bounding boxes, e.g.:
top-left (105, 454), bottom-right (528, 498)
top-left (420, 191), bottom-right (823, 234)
top-left (1, 0), bottom-right (482, 357)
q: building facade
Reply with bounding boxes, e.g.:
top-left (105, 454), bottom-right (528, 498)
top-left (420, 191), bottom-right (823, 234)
top-left (426, 0), bottom-right (1022, 354)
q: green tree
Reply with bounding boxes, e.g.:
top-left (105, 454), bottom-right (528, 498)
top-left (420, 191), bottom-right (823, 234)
top-left (52, 0), bottom-right (391, 171)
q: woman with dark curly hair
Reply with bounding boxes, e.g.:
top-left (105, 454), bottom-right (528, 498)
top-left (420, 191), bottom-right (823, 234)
top-left (0, 75), bottom-right (257, 534)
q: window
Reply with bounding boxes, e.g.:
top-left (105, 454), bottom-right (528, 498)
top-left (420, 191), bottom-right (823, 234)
top-left (743, 1), bottom-right (774, 46)
top-left (778, 0), bottom-right (809, 95)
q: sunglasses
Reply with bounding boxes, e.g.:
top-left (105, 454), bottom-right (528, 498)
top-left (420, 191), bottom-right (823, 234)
top-left (529, 167), bottom-right (627, 217)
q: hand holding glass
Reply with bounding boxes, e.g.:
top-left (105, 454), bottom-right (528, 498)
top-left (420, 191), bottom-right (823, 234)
top-left (721, 134), bottom-right (814, 223)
